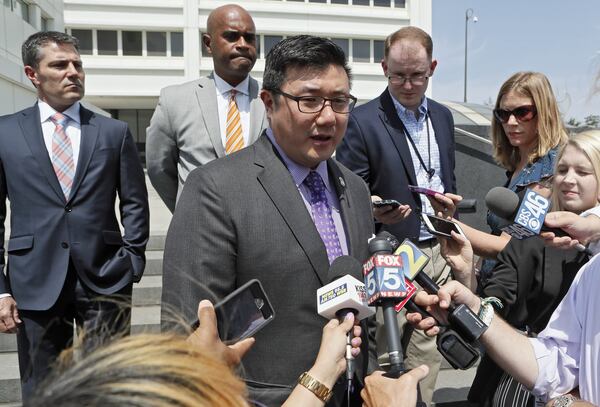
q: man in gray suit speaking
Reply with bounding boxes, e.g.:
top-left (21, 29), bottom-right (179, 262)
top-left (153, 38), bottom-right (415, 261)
top-left (146, 4), bottom-right (267, 213)
top-left (161, 36), bottom-right (377, 406)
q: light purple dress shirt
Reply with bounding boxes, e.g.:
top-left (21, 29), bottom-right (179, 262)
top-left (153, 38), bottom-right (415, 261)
top-left (266, 129), bottom-right (349, 256)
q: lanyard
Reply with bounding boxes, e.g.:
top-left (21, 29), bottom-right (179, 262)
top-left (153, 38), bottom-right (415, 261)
top-left (401, 112), bottom-right (435, 180)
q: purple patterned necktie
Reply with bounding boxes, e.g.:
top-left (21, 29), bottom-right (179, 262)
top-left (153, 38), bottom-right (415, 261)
top-left (304, 171), bottom-right (343, 264)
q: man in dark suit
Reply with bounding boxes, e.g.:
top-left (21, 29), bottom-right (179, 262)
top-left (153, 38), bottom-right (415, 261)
top-left (336, 26), bottom-right (456, 405)
top-left (162, 35), bottom-right (376, 406)
top-left (0, 31), bottom-right (149, 400)
top-left (146, 4), bottom-right (267, 213)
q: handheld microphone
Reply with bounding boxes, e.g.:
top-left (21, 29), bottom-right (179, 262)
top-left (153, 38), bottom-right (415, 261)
top-left (317, 256), bottom-right (375, 391)
top-left (363, 237), bottom-right (408, 377)
top-left (377, 231), bottom-right (487, 342)
top-left (486, 187), bottom-right (592, 255)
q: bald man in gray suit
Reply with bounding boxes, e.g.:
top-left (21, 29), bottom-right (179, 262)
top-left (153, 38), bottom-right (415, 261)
top-left (146, 4), bottom-right (267, 212)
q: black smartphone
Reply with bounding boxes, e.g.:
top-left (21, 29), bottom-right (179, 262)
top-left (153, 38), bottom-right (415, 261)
top-left (420, 213), bottom-right (465, 239)
top-left (373, 199), bottom-right (401, 209)
top-left (193, 279), bottom-right (275, 344)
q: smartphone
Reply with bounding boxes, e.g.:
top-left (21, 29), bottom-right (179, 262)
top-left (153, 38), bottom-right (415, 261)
top-left (193, 279), bottom-right (275, 344)
top-left (421, 213), bottom-right (465, 239)
top-left (373, 199), bottom-right (401, 209)
top-left (408, 185), bottom-right (439, 197)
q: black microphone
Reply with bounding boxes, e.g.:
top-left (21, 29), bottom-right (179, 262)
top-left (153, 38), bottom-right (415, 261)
top-left (363, 237), bottom-right (408, 378)
top-left (377, 231), bottom-right (487, 342)
top-left (485, 187), bottom-right (592, 255)
top-left (316, 256), bottom-right (375, 392)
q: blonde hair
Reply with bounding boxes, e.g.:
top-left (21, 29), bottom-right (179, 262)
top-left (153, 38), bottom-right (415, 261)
top-left (491, 71), bottom-right (568, 172)
top-left (29, 333), bottom-right (248, 407)
top-left (551, 130), bottom-right (600, 211)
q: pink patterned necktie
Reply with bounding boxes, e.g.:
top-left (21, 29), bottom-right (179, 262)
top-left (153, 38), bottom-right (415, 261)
top-left (304, 171), bottom-right (343, 264)
top-left (50, 112), bottom-right (75, 199)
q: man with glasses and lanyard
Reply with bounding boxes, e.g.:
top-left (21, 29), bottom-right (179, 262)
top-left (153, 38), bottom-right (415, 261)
top-left (336, 26), bottom-right (457, 405)
top-left (162, 35), bottom-right (377, 406)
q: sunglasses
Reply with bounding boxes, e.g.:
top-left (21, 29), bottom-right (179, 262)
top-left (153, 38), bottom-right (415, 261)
top-left (493, 105), bottom-right (537, 123)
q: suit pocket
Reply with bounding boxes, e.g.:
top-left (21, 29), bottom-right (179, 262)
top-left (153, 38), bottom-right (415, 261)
top-left (102, 230), bottom-right (123, 246)
top-left (7, 235), bottom-right (33, 252)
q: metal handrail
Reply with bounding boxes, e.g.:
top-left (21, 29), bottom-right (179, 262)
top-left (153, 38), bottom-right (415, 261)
top-left (454, 127), bottom-right (492, 145)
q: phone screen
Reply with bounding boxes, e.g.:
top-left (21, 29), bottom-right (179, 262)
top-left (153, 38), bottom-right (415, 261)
top-left (215, 281), bottom-right (274, 344)
top-left (423, 214), bottom-right (461, 237)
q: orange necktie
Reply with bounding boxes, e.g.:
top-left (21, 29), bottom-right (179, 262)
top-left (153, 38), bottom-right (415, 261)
top-left (225, 89), bottom-right (244, 154)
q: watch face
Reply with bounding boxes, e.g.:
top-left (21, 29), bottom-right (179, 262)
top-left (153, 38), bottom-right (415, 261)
top-left (554, 395), bottom-right (575, 407)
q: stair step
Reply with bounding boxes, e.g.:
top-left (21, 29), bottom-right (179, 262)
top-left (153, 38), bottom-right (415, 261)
top-left (144, 250), bottom-right (164, 276)
top-left (147, 234), bottom-right (166, 251)
top-left (132, 275), bottom-right (162, 306)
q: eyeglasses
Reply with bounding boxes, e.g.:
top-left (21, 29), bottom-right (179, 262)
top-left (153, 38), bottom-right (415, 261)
top-left (493, 105), bottom-right (537, 123)
top-left (270, 89), bottom-right (357, 114)
top-left (387, 74), bottom-right (430, 86)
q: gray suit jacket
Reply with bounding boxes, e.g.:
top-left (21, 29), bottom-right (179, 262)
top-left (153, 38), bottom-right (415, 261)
top-left (146, 73), bottom-right (267, 212)
top-left (161, 133), bottom-right (376, 406)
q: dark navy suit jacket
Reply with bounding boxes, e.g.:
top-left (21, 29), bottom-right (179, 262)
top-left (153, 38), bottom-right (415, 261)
top-left (336, 89), bottom-right (456, 241)
top-left (0, 104), bottom-right (149, 311)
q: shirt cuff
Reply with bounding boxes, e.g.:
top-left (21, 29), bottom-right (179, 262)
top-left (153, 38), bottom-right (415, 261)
top-left (0, 293), bottom-right (12, 299)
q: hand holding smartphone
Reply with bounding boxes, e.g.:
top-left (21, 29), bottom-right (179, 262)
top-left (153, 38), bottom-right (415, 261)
top-left (421, 213), bottom-right (465, 239)
top-left (372, 199), bottom-right (401, 209)
top-left (408, 185), bottom-right (440, 197)
top-left (192, 279), bottom-right (275, 344)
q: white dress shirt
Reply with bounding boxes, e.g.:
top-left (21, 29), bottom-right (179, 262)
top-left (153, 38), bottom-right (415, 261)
top-left (214, 73), bottom-right (251, 149)
top-left (529, 252), bottom-right (600, 404)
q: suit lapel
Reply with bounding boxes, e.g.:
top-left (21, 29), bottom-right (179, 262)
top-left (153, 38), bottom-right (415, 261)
top-left (194, 75), bottom-right (225, 157)
top-left (254, 135), bottom-right (330, 285)
top-left (248, 77), bottom-right (266, 144)
top-left (18, 106), bottom-right (65, 202)
top-left (69, 106), bottom-right (99, 202)
top-left (378, 90), bottom-right (418, 186)
top-left (328, 160), bottom-right (359, 257)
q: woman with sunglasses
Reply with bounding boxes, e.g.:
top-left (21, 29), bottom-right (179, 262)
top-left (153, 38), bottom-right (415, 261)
top-left (433, 71), bottom-right (568, 281)
top-left (441, 131), bottom-right (600, 407)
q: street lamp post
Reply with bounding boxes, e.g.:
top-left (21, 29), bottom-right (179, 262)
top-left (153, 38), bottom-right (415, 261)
top-left (464, 8), bottom-right (477, 103)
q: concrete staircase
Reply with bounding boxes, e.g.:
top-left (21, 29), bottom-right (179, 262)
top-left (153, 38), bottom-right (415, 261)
top-left (0, 233), bottom-right (166, 405)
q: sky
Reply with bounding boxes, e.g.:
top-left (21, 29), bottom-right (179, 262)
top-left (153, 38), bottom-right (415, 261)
top-left (431, 0), bottom-right (600, 122)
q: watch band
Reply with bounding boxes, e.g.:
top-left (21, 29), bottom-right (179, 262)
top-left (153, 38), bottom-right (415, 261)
top-left (553, 394), bottom-right (577, 407)
top-left (298, 372), bottom-right (333, 403)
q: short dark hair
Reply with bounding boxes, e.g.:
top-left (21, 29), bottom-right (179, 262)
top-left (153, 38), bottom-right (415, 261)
top-left (262, 35), bottom-right (352, 92)
top-left (22, 31), bottom-right (80, 68)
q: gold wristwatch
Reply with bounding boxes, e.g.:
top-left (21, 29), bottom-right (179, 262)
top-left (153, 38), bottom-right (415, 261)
top-left (298, 372), bottom-right (333, 403)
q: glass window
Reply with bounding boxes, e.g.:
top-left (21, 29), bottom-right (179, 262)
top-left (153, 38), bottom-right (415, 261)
top-left (309, 0), bottom-right (326, 2)
top-left (287, 0), bottom-right (305, 2)
top-left (352, 39), bottom-right (370, 62)
top-left (41, 17), bottom-right (49, 31)
top-left (331, 38), bottom-right (349, 59)
top-left (373, 40), bottom-right (384, 62)
top-left (374, 0), bottom-right (390, 6)
top-left (331, 0), bottom-right (349, 3)
top-left (171, 32), bottom-right (183, 56)
top-left (264, 35), bottom-right (283, 58)
top-left (394, 0), bottom-right (406, 7)
top-left (123, 31), bottom-right (142, 56)
top-left (72, 29), bottom-right (93, 55)
top-left (147, 31), bottom-right (166, 56)
top-left (353, 0), bottom-right (370, 5)
top-left (97, 30), bottom-right (118, 55)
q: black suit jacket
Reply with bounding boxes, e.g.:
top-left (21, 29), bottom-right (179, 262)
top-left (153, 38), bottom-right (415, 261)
top-left (0, 104), bottom-right (149, 310)
top-left (336, 89), bottom-right (456, 241)
top-left (161, 133), bottom-right (377, 406)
